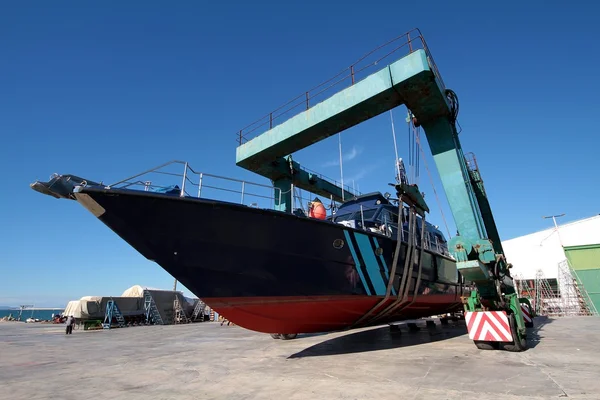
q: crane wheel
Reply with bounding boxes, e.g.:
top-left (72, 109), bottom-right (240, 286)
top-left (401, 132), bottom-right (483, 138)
top-left (502, 313), bottom-right (528, 352)
top-left (280, 333), bottom-right (298, 340)
top-left (474, 341), bottom-right (499, 350)
top-left (270, 333), bottom-right (281, 339)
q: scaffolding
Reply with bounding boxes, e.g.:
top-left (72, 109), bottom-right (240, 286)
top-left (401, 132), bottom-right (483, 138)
top-left (534, 269), bottom-right (561, 316)
top-left (102, 299), bottom-right (126, 329)
top-left (514, 272), bottom-right (535, 303)
top-left (513, 261), bottom-right (598, 317)
top-left (144, 289), bottom-right (164, 325)
top-left (173, 296), bottom-right (190, 324)
top-left (191, 299), bottom-right (207, 321)
top-left (557, 260), bottom-right (598, 316)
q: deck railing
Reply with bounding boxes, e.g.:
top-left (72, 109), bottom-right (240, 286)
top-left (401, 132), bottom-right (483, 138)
top-left (106, 161), bottom-right (282, 210)
top-left (236, 28), bottom-right (445, 145)
top-left (103, 161), bottom-right (450, 256)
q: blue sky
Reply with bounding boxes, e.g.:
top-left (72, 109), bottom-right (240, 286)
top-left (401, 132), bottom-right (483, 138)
top-left (2, 1), bottom-right (599, 306)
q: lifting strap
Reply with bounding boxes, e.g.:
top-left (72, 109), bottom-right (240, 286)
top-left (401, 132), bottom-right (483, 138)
top-left (369, 208), bottom-right (425, 324)
top-left (350, 198), bottom-right (427, 328)
top-left (349, 197), bottom-right (408, 328)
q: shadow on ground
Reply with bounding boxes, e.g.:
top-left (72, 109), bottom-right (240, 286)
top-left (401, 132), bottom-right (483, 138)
top-left (527, 316), bottom-right (553, 349)
top-left (289, 323), bottom-right (468, 358)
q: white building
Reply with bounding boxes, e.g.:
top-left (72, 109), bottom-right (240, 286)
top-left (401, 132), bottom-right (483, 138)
top-left (502, 214), bottom-right (600, 280)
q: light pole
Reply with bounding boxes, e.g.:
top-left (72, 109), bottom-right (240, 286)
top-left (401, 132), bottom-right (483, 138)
top-left (543, 213), bottom-right (565, 246)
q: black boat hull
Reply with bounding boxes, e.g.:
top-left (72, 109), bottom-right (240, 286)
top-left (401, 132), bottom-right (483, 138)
top-left (74, 187), bottom-right (464, 333)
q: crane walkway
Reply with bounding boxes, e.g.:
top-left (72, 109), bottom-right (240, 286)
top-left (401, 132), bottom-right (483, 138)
top-left (236, 48), bottom-right (447, 171)
top-left (236, 45), bottom-right (453, 212)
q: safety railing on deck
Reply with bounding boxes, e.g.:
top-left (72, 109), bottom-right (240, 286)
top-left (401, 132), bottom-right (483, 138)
top-left (299, 164), bottom-right (361, 198)
top-left (236, 28), bottom-right (445, 145)
top-left (106, 161), bottom-right (282, 210)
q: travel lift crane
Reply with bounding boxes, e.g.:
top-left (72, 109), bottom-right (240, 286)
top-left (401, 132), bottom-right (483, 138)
top-left (235, 29), bottom-right (531, 351)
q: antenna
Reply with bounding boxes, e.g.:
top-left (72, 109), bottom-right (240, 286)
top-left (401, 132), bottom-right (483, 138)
top-left (542, 213), bottom-right (566, 246)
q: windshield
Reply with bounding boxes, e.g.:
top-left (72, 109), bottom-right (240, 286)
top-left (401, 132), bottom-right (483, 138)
top-left (333, 208), bottom-right (378, 222)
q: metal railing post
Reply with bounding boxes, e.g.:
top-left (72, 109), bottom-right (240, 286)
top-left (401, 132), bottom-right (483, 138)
top-left (180, 162), bottom-right (188, 197)
top-left (241, 181), bottom-right (245, 204)
top-left (278, 188), bottom-right (282, 210)
top-left (269, 113), bottom-right (273, 129)
top-left (350, 65), bottom-right (355, 84)
top-left (360, 205), bottom-right (365, 230)
top-left (291, 183), bottom-right (295, 212)
top-left (383, 214), bottom-right (388, 237)
top-left (198, 173), bottom-right (203, 198)
top-left (305, 92), bottom-right (309, 110)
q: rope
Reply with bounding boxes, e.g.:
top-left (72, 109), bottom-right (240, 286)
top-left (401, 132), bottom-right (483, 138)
top-left (406, 111), bottom-right (421, 185)
top-left (389, 111), bottom-right (401, 180)
top-left (407, 112), bottom-right (414, 182)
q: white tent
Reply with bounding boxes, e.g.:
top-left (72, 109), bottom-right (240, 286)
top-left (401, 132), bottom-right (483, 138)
top-left (62, 296), bottom-right (105, 319)
top-left (121, 284), bottom-right (197, 306)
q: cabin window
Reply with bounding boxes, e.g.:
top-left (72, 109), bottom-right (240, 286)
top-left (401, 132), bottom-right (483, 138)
top-left (359, 208), bottom-right (378, 220)
top-left (333, 213), bottom-right (353, 222)
top-left (378, 208), bottom-right (399, 225)
top-left (434, 233), bottom-right (445, 244)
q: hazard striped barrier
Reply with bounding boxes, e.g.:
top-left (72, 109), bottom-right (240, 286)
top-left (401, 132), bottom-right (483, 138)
top-left (521, 304), bottom-right (532, 322)
top-left (521, 303), bottom-right (534, 327)
top-left (465, 311), bottom-right (514, 342)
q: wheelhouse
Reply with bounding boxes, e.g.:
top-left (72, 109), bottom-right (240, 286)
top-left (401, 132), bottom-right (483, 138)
top-left (328, 192), bottom-right (450, 256)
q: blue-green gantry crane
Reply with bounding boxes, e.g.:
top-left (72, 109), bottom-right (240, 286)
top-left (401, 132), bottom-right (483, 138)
top-left (235, 29), bottom-right (530, 351)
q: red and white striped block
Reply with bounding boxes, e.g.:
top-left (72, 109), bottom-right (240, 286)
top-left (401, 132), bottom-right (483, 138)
top-left (521, 304), bottom-right (532, 323)
top-left (465, 311), bottom-right (514, 342)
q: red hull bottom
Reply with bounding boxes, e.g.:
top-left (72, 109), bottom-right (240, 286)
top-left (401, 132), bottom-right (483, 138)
top-left (206, 295), bottom-right (463, 334)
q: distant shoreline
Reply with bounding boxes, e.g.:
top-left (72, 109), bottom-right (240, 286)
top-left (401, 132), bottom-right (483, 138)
top-left (0, 307), bottom-right (65, 310)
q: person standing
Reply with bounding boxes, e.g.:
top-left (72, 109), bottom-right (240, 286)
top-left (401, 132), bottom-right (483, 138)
top-left (65, 315), bottom-right (75, 334)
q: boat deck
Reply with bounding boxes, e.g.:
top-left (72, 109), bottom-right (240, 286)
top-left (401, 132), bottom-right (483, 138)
top-left (1, 316), bottom-right (599, 399)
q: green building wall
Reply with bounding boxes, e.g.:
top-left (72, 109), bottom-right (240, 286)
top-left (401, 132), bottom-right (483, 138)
top-left (564, 244), bottom-right (600, 313)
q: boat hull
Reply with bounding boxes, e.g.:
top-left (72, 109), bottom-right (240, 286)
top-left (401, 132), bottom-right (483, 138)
top-left (207, 295), bottom-right (463, 334)
top-left (74, 187), bottom-right (464, 334)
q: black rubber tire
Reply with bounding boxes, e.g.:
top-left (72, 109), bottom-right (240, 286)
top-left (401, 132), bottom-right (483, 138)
top-left (525, 320), bottom-right (534, 328)
top-left (502, 313), bottom-right (528, 352)
top-left (280, 333), bottom-right (298, 340)
top-left (270, 333), bottom-right (281, 339)
top-left (474, 340), bottom-right (500, 350)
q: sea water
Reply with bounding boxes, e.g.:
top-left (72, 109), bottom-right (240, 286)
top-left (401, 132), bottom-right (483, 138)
top-left (0, 309), bottom-right (64, 321)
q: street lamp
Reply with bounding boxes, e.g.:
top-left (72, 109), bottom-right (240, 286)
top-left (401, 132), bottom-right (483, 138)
top-left (543, 213), bottom-right (565, 246)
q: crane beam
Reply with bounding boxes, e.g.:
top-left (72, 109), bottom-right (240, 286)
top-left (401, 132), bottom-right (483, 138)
top-left (235, 48), bottom-right (487, 247)
top-left (235, 46), bottom-right (505, 299)
top-left (236, 49), bottom-right (449, 211)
